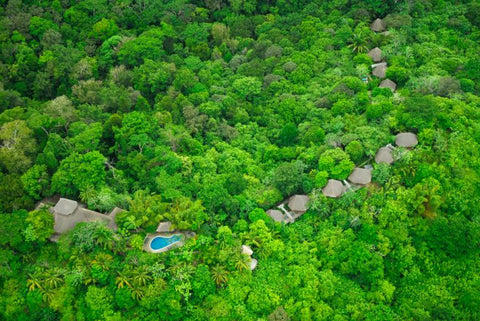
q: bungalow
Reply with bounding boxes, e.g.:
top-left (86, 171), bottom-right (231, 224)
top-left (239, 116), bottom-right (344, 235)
top-left (375, 146), bottom-right (394, 164)
top-left (395, 132), bottom-right (418, 148)
top-left (322, 179), bottom-right (346, 198)
top-left (370, 18), bottom-right (386, 32)
top-left (372, 63), bottom-right (387, 78)
top-left (50, 198), bottom-right (120, 239)
top-left (348, 168), bottom-right (372, 185)
top-left (368, 47), bottom-right (383, 63)
top-left (379, 79), bottom-right (397, 92)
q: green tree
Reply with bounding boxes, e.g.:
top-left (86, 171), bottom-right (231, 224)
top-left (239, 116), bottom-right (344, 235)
top-left (272, 161), bottom-right (305, 197)
top-left (232, 77), bottom-right (262, 101)
top-left (318, 148), bottom-right (355, 180)
top-left (24, 209), bottom-right (54, 242)
top-left (0, 120), bottom-right (36, 174)
top-left (51, 151), bottom-right (106, 197)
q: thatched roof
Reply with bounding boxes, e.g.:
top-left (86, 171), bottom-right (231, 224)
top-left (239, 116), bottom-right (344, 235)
top-left (348, 168), bottom-right (372, 185)
top-left (52, 198), bottom-right (78, 216)
top-left (368, 47), bottom-right (383, 62)
top-left (372, 64), bottom-right (387, 78)
top-left (242, 245), bottom-right (253, 256)
top-left (375, 147), bottom-right (394, 164)
top-left (109, 207), bottom-right (124, 218)
top-left (371, 18), bottom-right (386, 32)
top-left (156, 221), bottom-right (172, 233)
top-left (287, 195), bottom-right (309, 213)
top-left (395, 132), bottom-right (418, 148)
top-left (379, 79), bottom-right (397, 92)
top-left (80, 208), bottom-right (117, 230)
top-left (267, 209), bottom-right (285, 222)
top-left (322, 179), bottom-right (345, 198)
top-left (51, 198), bottom-right (119, 235)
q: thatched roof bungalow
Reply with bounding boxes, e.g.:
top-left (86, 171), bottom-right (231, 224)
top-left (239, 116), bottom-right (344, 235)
top-left (379, 79), bottom-right (397, 92)
top-left (395, 132), bottom-right (418, 148)
top-left (372, 64), bottom-right (387, 78)
top-left (50, 198), bottom-right (119, 236)
top-left (371, 18), bottom-right (386, 32)
top-left (375, 146), bottom-right (394, 164)
top-left (287, 195), bottom-right (309, 214)
top-left (266, 209), bottom-right (285, 222)
top-left (322, 179), bottom-right (345, 198)
top-left (368, 47), bottom-right (383, 62)
top-left (348, 168), bottom-right (372, 185)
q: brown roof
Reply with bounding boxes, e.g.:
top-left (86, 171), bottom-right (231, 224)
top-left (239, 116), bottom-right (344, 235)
top-left (368, 47), bottom-right (382, 62)
top-left (375, 147), bottom-right (394, 164)
top-left (379, 79), bottom-right (397, 92)
top-left (266, 209), bottom-right (285, 222)
top-left (51, 198), bottom-right (119, 235)
top-left (372, 65), bottom-right (387, 78)
top-left (156, 221), bottom-right (172, 233)
top-left (395, 132), bottom-right (418, 148)
top-left (322, 179), bottom-right (345, 198)
top-left (287, 195), bottom-right (309, 213)
top-left (53, 198), bottom-right (78, 216)
top-left (348, 168), bottom-right (372, 185)
top-left (371, 18), bottom-right (386, 32)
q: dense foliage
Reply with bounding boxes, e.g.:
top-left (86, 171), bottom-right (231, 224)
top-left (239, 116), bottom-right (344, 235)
top-left (1, 0), bottom-right (480, 320)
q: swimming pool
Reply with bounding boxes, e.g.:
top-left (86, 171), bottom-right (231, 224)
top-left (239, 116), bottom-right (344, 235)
top-left (150, 234), bottom-right (182, 251)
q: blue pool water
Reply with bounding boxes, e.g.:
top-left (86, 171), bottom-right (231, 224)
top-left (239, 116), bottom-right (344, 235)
top-left (150, 234), bottom-right (182, 250)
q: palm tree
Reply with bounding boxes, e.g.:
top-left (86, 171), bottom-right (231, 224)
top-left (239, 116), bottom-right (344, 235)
top-left (40, 287), bottom-right (55, 303)
top-left (43, 268), bottom-right (64, 289)
top-left (348, 32), bottom-right (369, 53)
top-left (211, 264), bottom-right (229, 286)
top-left (92, 253), bottom-right (113, 270)
top-left (130, 286), bottom-right (144, 301)
top-left (27, 272), bottom-right (44, 291)
top-left (234, 253), bottom-right (249, 271)
top-left (115, 271), bottom-right (132, 289)
top-left (94, 225), bottom-right (114, 250)
top-left (132, 268), bottom-right (152, 287)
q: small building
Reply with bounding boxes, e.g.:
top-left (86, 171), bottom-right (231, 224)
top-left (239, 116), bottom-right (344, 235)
top-left (348, 168), bottom-right (372, 185)
top-left (50, 198), bottom-right (118, 236)
top-left (395, 132), bottom-right (418, 148)
top-left (242, 245), bottom-right (253, 256)
top-left (370, 18), bottom-right (386, 32)
top-left (156, 221), bottom-right (173, 233)
top-left (250, 258), bottom-right (258, 270)
top-left (287, 195), bottom-right (309, 215)
top-left (375, 146), bottom-right (394, 164)
top-left (266, 209), bottom-right (285, 223)
top-left (322, 179), bottom-right (346, 198)
top-left (372, 64), bottom-right (387, 78)
top-left (379, 79), bottom-right (397, 92)
top-left (368, 47), bottom-right (383, 62)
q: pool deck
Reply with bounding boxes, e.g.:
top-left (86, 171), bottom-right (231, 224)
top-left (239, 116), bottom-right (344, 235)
top-left (143, 231), bottom-right (195, 253)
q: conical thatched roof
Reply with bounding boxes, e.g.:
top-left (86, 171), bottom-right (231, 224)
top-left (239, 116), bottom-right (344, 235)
top-left (379, 79), bottom-right (397, 92)
top-left (372, 64), bottom-right (387, 78)
top-left (348, 168), bottom-right (372, 185)
top-left (375, 147), bottom-right (394, 164)
top-left (368, 47), bottom-right (383, 62)
top-left (395, 132), bottom-right (418, 148)
top-left (267, 209), bottom-right (284, 222)
top-left (322, 179), bottom-right (345, 198)
top-left (287, 194), bottom-right (309, 213)
top-left (371, 18), bottom-right (386, 32)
